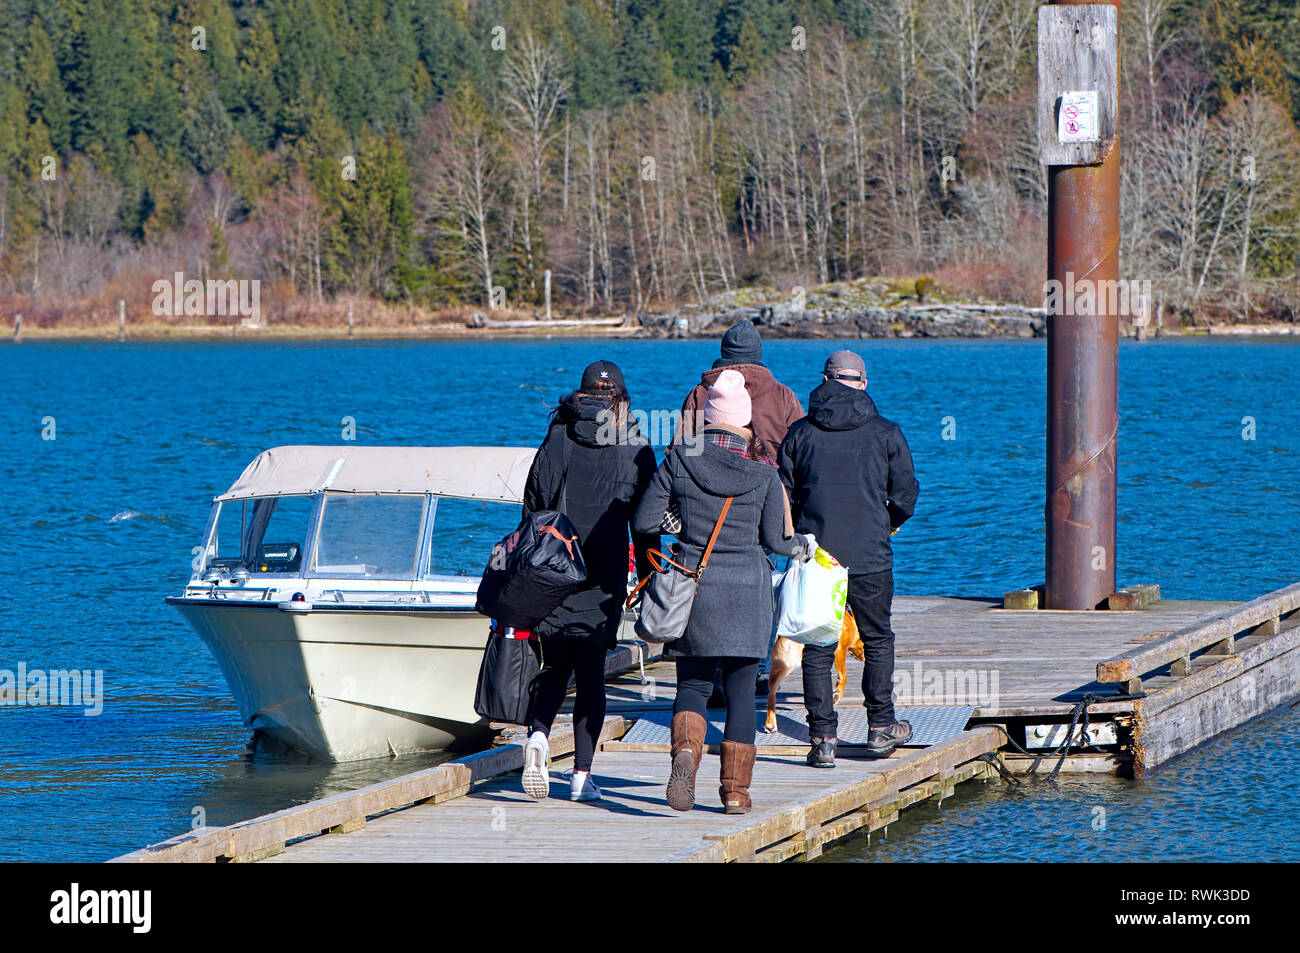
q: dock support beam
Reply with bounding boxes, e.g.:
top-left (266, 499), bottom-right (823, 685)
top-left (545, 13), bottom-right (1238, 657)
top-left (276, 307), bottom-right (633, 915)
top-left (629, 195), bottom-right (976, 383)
top-left (1041, 1), bottom-right (1121, 610)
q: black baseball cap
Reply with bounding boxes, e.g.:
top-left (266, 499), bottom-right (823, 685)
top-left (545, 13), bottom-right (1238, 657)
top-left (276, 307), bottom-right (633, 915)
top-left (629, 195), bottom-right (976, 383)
top-left (580, 360), bottom-right (625, 392)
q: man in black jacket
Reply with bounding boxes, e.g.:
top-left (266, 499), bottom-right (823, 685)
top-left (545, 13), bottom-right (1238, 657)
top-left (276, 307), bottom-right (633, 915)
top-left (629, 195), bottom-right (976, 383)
top-left (778, 350), bottom-right (919, 765)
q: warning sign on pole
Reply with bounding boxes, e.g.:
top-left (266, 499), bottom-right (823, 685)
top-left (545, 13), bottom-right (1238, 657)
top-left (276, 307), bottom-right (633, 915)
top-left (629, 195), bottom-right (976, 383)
top-left (1057, 90), bottom-right (1099, 143)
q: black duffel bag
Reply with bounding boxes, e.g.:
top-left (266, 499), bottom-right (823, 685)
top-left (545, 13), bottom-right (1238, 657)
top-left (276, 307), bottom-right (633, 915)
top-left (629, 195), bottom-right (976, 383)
top-left (473, 625), bottom-right (543, 725)
top-left (475, 509), bottom-right (587, 629)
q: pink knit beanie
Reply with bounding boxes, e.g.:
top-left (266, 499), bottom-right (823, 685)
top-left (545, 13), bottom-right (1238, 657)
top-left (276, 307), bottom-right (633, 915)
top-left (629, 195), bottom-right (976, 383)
top-left (704, 369), bottom-right (752, 428)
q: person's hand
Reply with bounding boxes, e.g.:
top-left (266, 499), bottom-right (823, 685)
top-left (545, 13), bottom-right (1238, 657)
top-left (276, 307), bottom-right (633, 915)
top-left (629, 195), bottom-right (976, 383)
top-left (794, 534), bottom-right (816, 561)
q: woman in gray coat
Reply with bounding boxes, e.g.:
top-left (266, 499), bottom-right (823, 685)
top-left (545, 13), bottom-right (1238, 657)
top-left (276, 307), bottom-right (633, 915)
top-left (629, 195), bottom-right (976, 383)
top-left (634, 369), bottom-right (811, 814)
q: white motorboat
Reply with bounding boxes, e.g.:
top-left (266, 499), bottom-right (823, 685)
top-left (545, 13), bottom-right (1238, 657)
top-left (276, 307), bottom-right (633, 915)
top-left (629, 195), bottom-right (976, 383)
top-left (169, 444), bottom-right (565, 762)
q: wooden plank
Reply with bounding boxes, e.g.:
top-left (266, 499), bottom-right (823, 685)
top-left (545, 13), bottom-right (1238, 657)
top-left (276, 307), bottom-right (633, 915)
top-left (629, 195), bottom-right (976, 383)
top-left (1133, 642), bottom-right (1300, 775)
top-left (262, 745), bottom-right (931, 864)
top-left (683, 728), bottom-right (999, 862)
top-left (1107, 584), bottom-right (1160, 611)
top-left (110, 716), bottom-right (626, 863)
top-left (744, 759), bottom-right (990, 867)
top-left (1203, 635), bottom-right (1236, 656)
top-left (661, 840), bottom-right (727, 864)
top-left (1251, 617), bottom-right (1279, 638)
top-left (112, 640), bottom-right (661, 863)
top-left (1002, 588), bottom-right (1038, 611)
top-left (604, 639), bottom-right (662, 678)
top-left (1098, 627), bottom-right (1212, 683)
top-left (1097, 581), bottom-right (1300, 682)
top-left (1135, 621), bottom-right (1300, 720)
top-left (1004, 752), bottom-right (1130, 775)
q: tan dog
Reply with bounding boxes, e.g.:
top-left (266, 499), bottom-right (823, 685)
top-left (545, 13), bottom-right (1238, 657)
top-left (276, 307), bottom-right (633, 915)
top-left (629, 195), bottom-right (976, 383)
top-left (764, 608), bottom-right (865, 734)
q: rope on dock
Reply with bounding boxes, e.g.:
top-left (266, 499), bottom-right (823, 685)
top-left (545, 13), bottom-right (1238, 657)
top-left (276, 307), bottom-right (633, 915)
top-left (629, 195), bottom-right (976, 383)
top-left (975, 752), bottom-right (1022, 785)
top-left (983, 689), bottom-right (1146, 781)
top-left (1047, 694), bottom-right (1099, 778)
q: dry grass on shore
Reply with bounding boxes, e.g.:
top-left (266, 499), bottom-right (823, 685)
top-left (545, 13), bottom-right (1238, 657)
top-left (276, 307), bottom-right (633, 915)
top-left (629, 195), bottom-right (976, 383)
top-left (0, 289), bottom-right (563, 340)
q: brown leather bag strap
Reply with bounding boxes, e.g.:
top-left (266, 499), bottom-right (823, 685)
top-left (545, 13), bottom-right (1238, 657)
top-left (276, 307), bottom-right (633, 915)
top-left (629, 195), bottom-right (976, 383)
top-left (623, 497), bottom-right (733, 608)
top-left (696, 496), bottom-right (733, 576)
top-left (624, 548), bottom-right (695, 609)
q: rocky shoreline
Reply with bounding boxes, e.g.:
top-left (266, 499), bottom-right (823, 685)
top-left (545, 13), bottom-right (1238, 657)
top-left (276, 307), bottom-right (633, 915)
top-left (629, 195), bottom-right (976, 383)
top-left (637, 300), bottom-right (1048, 339)
top-left (12, 280), bottom-right (1296, 341)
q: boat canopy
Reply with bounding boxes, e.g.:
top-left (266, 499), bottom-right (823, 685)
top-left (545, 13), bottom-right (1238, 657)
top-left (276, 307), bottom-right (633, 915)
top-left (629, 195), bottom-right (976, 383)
top-left (215, 445), bottom-right (537, 503)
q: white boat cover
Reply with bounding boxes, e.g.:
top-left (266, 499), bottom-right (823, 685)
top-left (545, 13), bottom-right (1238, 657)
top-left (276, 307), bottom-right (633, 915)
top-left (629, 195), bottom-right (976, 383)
top-left (215, 446), bottom-right (537, 502)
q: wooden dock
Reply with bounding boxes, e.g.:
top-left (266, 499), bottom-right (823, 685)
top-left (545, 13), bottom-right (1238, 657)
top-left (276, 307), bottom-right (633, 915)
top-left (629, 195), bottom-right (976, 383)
top-left (112, 582), bottom-right (1300, 863)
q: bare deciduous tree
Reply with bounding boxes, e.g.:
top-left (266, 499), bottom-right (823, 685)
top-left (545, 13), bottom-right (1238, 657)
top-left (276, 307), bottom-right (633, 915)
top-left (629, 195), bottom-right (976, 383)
top-left (500, 31), bottom-right (570, 298)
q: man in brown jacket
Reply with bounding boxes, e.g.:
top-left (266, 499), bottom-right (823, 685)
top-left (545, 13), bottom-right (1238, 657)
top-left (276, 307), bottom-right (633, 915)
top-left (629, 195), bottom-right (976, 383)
top-left (677, 320), bottom-right (804, 460)
top-left (675, 319), bottom-right (804, 698)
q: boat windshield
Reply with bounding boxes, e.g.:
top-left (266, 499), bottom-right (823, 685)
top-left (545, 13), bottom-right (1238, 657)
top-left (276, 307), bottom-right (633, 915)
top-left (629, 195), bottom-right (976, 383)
top-left (425, 497), bottom-right (522, 576)
top-left (205, 495), bottom-right (316, 574)
top-left (311, 493), bottom-right (425, 578)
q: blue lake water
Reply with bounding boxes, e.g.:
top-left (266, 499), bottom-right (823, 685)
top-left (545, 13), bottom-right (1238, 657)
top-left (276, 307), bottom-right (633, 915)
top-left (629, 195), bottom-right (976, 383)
top-left (1, 336), bottom-right (1297, 861)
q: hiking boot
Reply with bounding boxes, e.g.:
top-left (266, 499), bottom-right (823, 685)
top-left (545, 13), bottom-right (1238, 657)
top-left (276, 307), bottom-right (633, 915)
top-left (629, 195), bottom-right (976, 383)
top-left (866, 720), bottom-right (913, 758)
top-left (666, 711), bottom-right (707, 812)
top-left (754, 673), bottom-right (769, 696)
top-left (521, 731), bottom-right (550, 800)
top-left (806, 737), bottom-right (837, 768)
top-left (719, 740), bottom-right (757, 815)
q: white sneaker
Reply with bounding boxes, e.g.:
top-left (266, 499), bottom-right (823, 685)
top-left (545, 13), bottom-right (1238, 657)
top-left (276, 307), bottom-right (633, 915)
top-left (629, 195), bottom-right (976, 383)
top-left (570, 771), bottom-right (601, 802)
top-left (521, 731), bottom-right (550, 800)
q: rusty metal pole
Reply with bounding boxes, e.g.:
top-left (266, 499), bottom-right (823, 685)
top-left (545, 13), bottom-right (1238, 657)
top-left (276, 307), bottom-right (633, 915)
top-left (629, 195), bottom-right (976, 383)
top-left (1045, 0), bottom-right (1120, 610)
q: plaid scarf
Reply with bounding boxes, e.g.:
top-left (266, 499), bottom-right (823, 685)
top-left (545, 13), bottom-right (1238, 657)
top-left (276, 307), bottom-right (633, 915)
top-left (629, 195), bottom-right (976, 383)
top-left (661, 430), bottom-right (774, 534)
top-left (705, 429), bottom-right (775, 466)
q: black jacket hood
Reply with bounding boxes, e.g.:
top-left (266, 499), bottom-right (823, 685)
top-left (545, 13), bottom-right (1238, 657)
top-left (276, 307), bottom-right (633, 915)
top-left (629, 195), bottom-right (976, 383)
top-left (807, 380), bottom-right (878, 432)
top-left (558, 391), bottom-right (642, 448)
top-left (678, 439), bottom-right (772, 497)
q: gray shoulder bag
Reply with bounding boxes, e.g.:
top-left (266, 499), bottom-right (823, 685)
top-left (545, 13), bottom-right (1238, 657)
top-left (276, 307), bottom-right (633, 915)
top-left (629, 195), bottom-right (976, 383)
top-left (626, 496), bottom-right (733, 644)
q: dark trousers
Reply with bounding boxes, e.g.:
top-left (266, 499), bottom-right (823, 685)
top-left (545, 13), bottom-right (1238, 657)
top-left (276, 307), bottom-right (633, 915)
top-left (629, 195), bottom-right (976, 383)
top-left (530, 636), bottom-right (607, 772)
top-left (802, 569), bottom-right (896, 737)
top-left (801, 640), bottom-right (838, 740)
top-left (675, 656), bottom-right (759, 743)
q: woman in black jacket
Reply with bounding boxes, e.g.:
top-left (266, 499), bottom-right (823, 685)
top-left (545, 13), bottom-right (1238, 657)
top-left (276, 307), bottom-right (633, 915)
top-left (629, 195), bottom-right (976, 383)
top-left (634, 369), bottom-right (812, 814)
top-left (521, 361), bottom-right (658, 802)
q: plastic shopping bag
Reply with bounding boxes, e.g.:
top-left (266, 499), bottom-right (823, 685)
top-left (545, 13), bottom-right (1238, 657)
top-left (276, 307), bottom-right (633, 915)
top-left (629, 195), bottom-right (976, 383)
top-left (775, 537), bottom-right (849, 646)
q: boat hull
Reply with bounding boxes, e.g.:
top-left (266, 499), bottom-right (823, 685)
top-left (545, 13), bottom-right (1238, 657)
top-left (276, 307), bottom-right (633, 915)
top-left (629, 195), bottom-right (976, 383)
top-left (173, 600), bottom-right (496, 761)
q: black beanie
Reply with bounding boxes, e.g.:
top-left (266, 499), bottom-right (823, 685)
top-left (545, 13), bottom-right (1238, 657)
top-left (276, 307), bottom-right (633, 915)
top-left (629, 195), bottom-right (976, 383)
top-left (718, 320), bottom-right (762, 365)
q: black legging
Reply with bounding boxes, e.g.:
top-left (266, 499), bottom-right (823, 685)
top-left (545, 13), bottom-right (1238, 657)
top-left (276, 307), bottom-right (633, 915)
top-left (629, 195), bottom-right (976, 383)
top-left (674, 656), bottom-right (759, 743)
top-left (530, 635), bottom-right (607, 772)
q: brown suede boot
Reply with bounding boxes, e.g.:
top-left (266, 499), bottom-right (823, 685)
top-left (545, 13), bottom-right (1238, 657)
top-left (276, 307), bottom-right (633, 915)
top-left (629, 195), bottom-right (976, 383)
top-left (719, 740), bottom-right (757, 815)
top-left (666, 711), bottom-right (708, 812)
